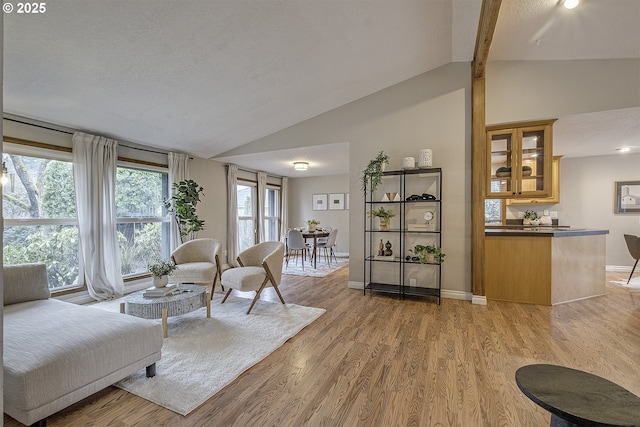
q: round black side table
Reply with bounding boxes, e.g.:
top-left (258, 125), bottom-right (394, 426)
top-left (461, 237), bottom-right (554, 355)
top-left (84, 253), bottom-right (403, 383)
top-left (515, 364), bottom-right (640, 427)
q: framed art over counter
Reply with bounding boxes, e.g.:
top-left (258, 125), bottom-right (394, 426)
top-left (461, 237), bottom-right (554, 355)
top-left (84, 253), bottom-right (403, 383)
top-left (615, 181), bottom-right (640, 213)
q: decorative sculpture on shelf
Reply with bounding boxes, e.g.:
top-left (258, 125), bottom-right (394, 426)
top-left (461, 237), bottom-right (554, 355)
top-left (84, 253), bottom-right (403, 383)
top-left (384, 240), bottom-right (393, 257)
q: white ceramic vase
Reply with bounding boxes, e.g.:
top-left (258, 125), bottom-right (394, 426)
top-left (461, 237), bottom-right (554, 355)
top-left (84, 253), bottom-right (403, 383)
top-left (153, 275), bottom-right (169, 288)
top-left (418, 149), bottom-right (433, 167)
top-left (308, 224), bottom-right (317, 232)
top-left (402, 157), bottom-right (416, 169)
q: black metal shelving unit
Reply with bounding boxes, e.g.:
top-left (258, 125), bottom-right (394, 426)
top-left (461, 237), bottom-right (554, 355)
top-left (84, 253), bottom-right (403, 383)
top-left (364, 168), bottom-right (442, 304)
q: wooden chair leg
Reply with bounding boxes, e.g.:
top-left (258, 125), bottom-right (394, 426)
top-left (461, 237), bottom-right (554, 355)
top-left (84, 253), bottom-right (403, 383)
top-left (247, 277), bottom-right (270, 314)
top-left (221, 288), bottom-right (233, 304)
top-left (212, 255), bottom-right (224, 293)
top-left (272, 282), bottom-right (286, 305)
top-left (628, 259), bottom-right (639, 284)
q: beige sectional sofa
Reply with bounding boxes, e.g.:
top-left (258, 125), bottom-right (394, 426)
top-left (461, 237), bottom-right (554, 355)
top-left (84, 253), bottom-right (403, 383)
top-left (3, 263), bottom-right (163, 426)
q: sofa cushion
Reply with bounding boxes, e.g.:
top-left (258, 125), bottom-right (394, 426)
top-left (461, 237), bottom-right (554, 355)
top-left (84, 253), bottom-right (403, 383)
top-left (4, 299), bottom-right (163, 417)
top-left (3, 263), bottom-right (51, 306)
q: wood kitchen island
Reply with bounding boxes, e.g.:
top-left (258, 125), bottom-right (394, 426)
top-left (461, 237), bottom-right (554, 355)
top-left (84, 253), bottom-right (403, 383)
top-left (485, 227), bottom-right (609, 305)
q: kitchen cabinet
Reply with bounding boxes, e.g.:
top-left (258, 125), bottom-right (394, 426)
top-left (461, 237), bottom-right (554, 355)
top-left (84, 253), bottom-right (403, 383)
top-left (484, 228), bottom-right (609, 305)
top-left (486, 119), bottom-right (556, 199)
top-left (508, 156), bottom-right (562, 205)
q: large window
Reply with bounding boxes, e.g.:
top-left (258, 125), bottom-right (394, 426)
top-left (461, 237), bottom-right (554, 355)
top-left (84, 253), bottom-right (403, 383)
top-left (236, 181), bottom-right (256, 253)
top-left (485, 181), bottom-right (504, 224)
top-left (264, 186), bottom-right (280, 241)
top-left (2, 146), bottom-right (171, 290)
top-left (115, 164), bottom-right (170, 278)
top-left (2, 151), bottom-right (81, 290)
top-left (235, 180), bottom-right (281, 252)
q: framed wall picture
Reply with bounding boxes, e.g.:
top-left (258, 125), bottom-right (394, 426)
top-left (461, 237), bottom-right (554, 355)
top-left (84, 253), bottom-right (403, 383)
top-left (312, 194), bottom-right (328, 211)
top-left (615, 181), bottom-right (640, 213)
top-left (329, 193), bottom-right (345, 210)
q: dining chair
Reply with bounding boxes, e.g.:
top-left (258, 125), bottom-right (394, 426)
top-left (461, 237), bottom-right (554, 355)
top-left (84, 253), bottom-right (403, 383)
top-left (316, 227), bottom-right (332, 245)
top-left (286, 229), bottom-right (309, 270)
top-left (316, 228), bottom-right (338, 266)
top-left (623, 234), bottom-right (640, 284)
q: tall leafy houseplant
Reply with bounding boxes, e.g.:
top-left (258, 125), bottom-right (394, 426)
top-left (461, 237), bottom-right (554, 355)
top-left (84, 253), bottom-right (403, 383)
top-left (163, 179), bottom-right (205, 242)
top-left (361, 151), bottom-right (390, 197)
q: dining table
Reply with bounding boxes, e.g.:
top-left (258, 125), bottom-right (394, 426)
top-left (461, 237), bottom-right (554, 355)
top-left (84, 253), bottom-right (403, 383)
top-left (302, 230), bottom-right (330, 269)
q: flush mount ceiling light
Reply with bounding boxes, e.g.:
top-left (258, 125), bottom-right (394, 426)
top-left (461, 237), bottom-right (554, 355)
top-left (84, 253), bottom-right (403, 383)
top-left (563, 0), bottom-right (579, 9)
top-left (293, 161), bottom-right (309, 171)
top-left (617, 147), bottom-right (631, 153)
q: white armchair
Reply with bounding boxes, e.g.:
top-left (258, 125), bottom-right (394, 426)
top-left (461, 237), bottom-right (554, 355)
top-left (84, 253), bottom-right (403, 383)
top-left (169, 238), bottom-right (222, 299)
top-left (220, 241), bottom-right (285, 314)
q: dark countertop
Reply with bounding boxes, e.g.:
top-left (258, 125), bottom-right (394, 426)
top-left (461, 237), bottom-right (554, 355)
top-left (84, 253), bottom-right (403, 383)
top-left (485, 227), bottom-right (609, 237)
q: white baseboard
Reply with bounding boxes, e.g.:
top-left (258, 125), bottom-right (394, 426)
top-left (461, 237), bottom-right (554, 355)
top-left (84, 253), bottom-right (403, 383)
top-left (350, 281), bottom-right (474, 302)
top-left (607, 265), bottom-right (633, 272)
top-left (441, 289), bottom-right (472, 301)
top-left (348, 281), bottom-right (364, 290)
top-left (472, 295), bottom-right (488, 305)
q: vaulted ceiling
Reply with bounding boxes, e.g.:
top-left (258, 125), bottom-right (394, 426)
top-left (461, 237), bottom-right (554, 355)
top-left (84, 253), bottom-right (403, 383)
top-left (4, 0), bottom-right (640, 176)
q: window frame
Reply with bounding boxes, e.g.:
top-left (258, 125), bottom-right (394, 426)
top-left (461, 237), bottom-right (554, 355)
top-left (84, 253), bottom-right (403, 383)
top-left (115, 160), bottom-right (171, 280)
top-left (2, 141), bottom-right (85, 294)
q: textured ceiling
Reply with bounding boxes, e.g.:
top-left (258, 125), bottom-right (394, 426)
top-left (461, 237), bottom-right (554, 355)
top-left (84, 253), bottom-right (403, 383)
top-left (3, 0), bottom-right (639, 177)
top-left (3, 0), bottom-right (480, 161)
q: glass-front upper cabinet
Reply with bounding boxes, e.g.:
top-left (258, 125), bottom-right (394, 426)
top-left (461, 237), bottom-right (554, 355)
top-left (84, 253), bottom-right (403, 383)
top-left (486, 119), bottom-right (556, 199)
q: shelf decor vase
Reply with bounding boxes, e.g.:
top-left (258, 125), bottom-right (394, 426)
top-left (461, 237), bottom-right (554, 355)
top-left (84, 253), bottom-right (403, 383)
top-left (418, 149), bottom-right (433, 167)
top-left (152, 275), bottom-right (169, 288)
top-left (379, 217), bottom-right (390, 231)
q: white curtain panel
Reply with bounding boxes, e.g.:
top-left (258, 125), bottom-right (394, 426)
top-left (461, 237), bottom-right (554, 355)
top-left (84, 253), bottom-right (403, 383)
top-left (257, 171), bottom-right (267, 243)
top-left (168, 152), bottom-right (189, 250)
top-left (280, 177), bottom-right (288, 242)
top-left (226, 164), bottom-right (238, 266)
top-left (72, 132), bottom-right (124, 300)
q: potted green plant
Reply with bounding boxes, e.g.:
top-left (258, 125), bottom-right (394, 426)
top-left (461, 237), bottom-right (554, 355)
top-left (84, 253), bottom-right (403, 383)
top-left (367, 206), bottom-right (396, 231)
top-left (523, 210), bottom-right (540, 226)
top-left (409, 244), bottom-right (446, 264)
top-left (147, 259), bottom-right (178, 288)
top-left (361, 151), bottom-right (390, 197)
top-left (306, 219), bottom-right (320, 232)
top-left (163, 179), bottom-right (205, 242)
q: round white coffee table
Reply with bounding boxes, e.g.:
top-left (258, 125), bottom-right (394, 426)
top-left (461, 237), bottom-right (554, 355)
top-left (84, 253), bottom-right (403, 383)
top-left (121, 284), bottom-right (210, 338)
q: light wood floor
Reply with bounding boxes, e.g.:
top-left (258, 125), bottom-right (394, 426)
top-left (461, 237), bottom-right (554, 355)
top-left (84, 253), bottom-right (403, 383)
top-left (5, 269), bottom-right (640, 426)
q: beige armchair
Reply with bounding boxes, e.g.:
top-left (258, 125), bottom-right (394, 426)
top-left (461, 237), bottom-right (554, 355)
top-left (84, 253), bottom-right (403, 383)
top-left (220, 241), bottom-right (285, 314)
top-left (169, 238), bottom-right (222, 299)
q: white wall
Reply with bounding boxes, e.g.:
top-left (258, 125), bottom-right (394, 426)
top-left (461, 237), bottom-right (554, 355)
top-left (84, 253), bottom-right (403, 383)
top-left (1, 12), bottom-right (4, 421)
top-left (188, 157), bottom-right (229, 260)
top-left (558, 154), bottom-right (640, 266)
top-left (486, 59), bottom-right (640, 124)
top-left (487, 59), bottom-right (640, 268)
top-left (288, 175), bottom-right (350, 254)
top-left (220, 62), bottom-right (473, 294)
top-left (505, 154), bottom-right (640, 266)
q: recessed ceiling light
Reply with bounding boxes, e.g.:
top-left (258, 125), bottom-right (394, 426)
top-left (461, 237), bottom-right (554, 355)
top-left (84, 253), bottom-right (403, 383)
top-left (293, 161), bottom-right (309, 171)
top-left (617, 147), bottom-right (631, 153)
top-left (564, 0), bottom-right (579, 9)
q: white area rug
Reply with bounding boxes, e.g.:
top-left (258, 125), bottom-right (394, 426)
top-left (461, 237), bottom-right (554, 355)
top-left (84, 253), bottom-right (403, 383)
top-left (283, 255), bottom-right (349, 277)
top-left (610, 275), bottom-right (640, 292)
top-left (92, 295), bottom-right (325, 415)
